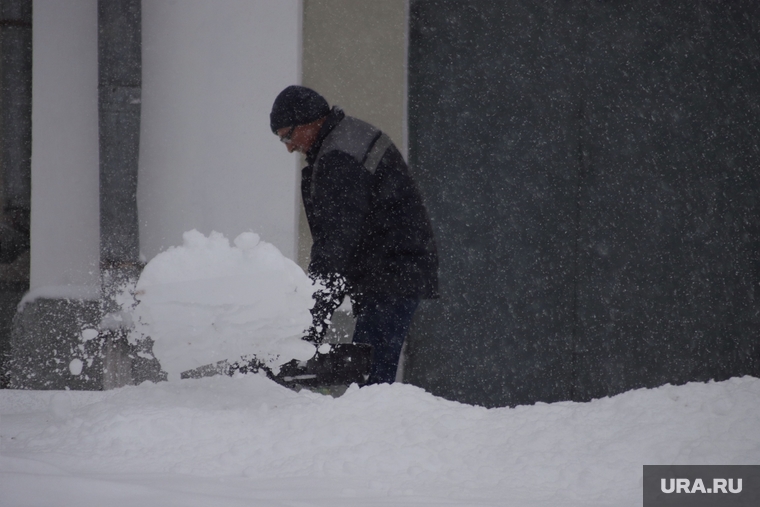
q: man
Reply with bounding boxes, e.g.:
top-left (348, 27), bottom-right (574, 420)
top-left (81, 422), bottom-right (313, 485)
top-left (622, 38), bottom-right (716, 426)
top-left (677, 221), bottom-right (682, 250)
top-left (270, 85), bottom-right (439, 384)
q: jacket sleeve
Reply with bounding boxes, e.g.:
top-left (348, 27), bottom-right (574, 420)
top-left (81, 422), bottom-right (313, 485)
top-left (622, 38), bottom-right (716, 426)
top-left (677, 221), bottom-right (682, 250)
top-left (307, 151), bottom-right (372, 279)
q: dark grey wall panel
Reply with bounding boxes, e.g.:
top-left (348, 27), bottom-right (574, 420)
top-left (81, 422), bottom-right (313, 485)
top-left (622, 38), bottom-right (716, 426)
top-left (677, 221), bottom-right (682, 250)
top-left (98, 0), bottom-right (141, 268)
top-left (573, 1), bottom-right (760, 400)
top-left (0, 0), bottom-right (32, 387)
top-left (405, 0), bottom-right (760, 407)
top-left (406, 1), bottom-right (585, 407)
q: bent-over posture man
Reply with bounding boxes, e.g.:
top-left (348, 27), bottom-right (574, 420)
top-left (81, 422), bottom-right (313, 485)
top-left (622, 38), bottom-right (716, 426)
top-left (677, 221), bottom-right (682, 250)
top-left (270, 85), bottom-right (439, 384)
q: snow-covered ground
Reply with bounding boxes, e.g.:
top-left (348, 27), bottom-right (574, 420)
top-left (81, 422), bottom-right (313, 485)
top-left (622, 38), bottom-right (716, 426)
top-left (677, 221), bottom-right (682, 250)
top-left (2, 376), bottom-right (760, 506)
top-left (2, 231), bottom-right (759, 506)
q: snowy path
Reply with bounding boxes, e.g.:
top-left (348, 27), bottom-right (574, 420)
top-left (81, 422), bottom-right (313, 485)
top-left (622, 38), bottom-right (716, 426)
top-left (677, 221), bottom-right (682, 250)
top-left (2, 375), bottom-right (759, 506)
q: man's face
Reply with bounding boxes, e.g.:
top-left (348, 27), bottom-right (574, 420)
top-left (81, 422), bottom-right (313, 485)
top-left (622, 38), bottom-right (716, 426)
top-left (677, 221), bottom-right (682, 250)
top-left (276, 125), bottom-right (309, 154)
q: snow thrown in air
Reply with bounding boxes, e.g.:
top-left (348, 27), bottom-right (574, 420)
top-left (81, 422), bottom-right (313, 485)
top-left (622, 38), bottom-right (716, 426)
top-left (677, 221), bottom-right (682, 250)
top-left (131, 230), bottom-right (317, 380)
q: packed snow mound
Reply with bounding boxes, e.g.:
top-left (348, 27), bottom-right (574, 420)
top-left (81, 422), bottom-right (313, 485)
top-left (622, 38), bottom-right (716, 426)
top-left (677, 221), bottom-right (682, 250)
top-left (2, 377), bottom-right (760, 506)
top-left (132, 230), bottom-right (317, 380)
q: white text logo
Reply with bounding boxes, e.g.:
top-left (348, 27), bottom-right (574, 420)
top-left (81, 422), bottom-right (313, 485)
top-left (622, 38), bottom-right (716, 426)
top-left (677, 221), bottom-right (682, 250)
top-left (661, 478), bottom-right (742, 494)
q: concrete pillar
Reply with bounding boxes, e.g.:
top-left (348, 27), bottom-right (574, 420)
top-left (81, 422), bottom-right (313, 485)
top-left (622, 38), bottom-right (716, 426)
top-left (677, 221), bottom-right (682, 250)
top-left (98, 0), bottom-right (141, 279)
top-left (98, 0), bottom-right (142, 389)
top-left (10, 0), bottom-right (101, 389)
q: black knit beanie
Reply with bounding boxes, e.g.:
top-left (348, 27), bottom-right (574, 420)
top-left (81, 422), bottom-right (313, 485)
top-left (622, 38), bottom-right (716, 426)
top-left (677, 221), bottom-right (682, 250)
top-left (270, 85), bottom-right (330, 133)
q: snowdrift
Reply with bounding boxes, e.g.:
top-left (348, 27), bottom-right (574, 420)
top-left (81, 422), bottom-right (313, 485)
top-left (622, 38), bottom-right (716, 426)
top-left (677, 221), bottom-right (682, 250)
top-left (2, 376), bottom-right (759, 506)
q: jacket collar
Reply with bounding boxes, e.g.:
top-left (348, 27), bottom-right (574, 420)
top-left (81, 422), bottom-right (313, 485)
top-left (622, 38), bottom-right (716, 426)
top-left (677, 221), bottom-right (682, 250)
top-left (306, 106), bottom-right (345, 165)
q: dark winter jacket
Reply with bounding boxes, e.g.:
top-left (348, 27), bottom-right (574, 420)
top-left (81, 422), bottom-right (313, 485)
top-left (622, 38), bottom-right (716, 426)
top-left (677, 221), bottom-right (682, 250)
top-left (302, 107), bottom-right (439, 306)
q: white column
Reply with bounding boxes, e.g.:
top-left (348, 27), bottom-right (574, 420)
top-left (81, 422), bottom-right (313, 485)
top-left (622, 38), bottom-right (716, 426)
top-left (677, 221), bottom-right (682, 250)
top-left (29, 0), bottom-right (100, 299)
top-left (139, 0), bottom-right (302, 262)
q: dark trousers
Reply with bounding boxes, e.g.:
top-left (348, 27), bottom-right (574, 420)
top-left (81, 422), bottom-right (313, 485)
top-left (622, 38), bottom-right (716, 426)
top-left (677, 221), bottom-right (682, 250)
top-left (352, 295), bottom-right (420, 385)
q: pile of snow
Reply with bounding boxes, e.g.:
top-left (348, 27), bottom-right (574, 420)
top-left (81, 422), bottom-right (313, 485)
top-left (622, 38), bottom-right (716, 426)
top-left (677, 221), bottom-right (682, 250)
top-left (2, 376), bottom-right (759, 506)
top-left (131, 230), bottom-right (317, 380)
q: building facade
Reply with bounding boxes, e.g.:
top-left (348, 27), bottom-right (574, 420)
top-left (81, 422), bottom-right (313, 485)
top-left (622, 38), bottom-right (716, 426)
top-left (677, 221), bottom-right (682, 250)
top-left (5, 1), bottom-right (760, 408)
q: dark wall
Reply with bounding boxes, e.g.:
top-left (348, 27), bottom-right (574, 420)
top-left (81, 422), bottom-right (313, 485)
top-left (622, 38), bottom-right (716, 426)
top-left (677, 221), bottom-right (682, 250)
top-left (98, 0), bottom-right (141, 273)
top-left (404, 0), bottom-right (760, 407)
top-left (0, 0), bottom-right (32, 387)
